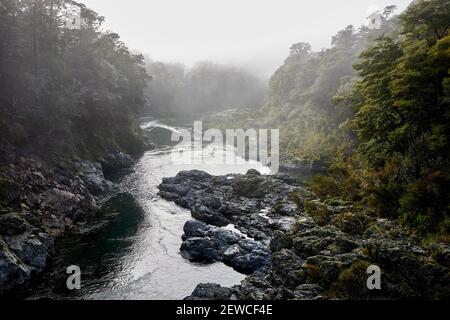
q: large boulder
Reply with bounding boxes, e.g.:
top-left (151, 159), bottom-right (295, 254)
top-left (5, 233), bottom-right (54, 270)
top-left (143, 125), bottom-right (178, 148)
top-left (246, 169), bottom-right (261, 176)
top-left (99, 152), bottom-right (134, 174)
top-left (0, 230), bottom-right (55, 295)
top-left (177, 170), bottom-right (212, 180)
top-left (158, 182), bottom-right (191, 197)
top-left (361, 236), bottom-right (449, 298)
top-left (40, 188), bottom-right (80, 214)
top-left (186, 283), bottom-right (235, 300)
top-left (158, 170), bottom-right (299, 241)
top-left (77, 160), bottom-right (117, 196)
top-left (0, 213), bottom-right (35, 237)
top-left (231, 175), bottom-right (271, 198)
top-left (181, 220), bottom-right (271, 274)
top-left (292, 227), bottom-right (359, 258)
top-left (191, 205), bottom-right (229, 227)
top-left (0, 240), bottom-right (30, 294)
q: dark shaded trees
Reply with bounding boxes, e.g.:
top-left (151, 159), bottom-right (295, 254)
top-left (400, 0), bottom-right (450, 41)
top-left (0, 0), bottom-right (149, 159)
top-left (261, 0), bottom-right (450, 235)
top-left (348, 0), bottom-right (450, 233)
top-left (301, 0), bottom-right (450, 235)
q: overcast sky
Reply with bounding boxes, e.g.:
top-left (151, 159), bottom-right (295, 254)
top-left (81, 0), bottom-right (413, 77)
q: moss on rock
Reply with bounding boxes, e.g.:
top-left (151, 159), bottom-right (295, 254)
top-left (330, 260), bottom-right (371, 299)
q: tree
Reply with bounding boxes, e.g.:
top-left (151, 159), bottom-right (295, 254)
top-left (351, 36), bottom-right (403, 168)
top-left (332, 25), bottom-right (355, 48)
top-left (289, 42), bottom-right (311, 59)
top-left (383, 5), bottom-right (397, 20)
top-left (400, 0), bottom-right (450, 42)
top-left (260, 0), bottom-right (450, 234)
top-left (0, 0), bottom-right (149, 157)
top-left (347, 0), bottom-right (450, 232)
top-left (144, 60), bottom-right (266, 117)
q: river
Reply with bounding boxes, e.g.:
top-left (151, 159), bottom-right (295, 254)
top-left (18, 120), bottom-right (270, 300)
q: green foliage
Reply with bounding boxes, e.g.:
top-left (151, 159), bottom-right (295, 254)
top-left (0, 0), bottom-right (148, 159)
top-left (259, 21), bottom-right (395, 164)
top-left (305, 1), bottom-right (449, 235)
top-left (304, 200), bottom-right (333, 226)
top-left (347, 0), bottom-right (450, 233)
top-left (266, 1), bottom-right (450, 236)
top-left (333, 211), bottom-right (371, 236)
top-left (351, 37), bottom-right (403, 168)
top-left (399, 171), bottom-right (450, 235)
top-left (400, 0), bottom-right (450, 42)
top-left (308, 175), bottom-right (340, 198)
top-left (330, 260), bottom-right (371, 299)
top-left (307, 145), bottom-right (367, 203)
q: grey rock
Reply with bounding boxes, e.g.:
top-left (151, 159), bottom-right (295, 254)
top-left (6, 233), bottom-right (53, 270)
top-left (271, 249), bottom-right (306, 289)
top-left (0, 240), bottom-right (30, 294)
top-left (246, 169), bottom-right (261, 176)
top-left (186, 283), bottom-right (235, 300)
top-left (0, 213), bottom-right (35, 237)
top-left (143, 139), bottom-right (156, 151)
top-left (40, 188), bottom-right (80, 215)
top-left (77, 161), bottom-right (117, 196)
top-left (191, 205), bottom-right (229, 227)
top-left (163, 170), bottom-right (450, 300)
top-left (100, 152), bottom-right (134, 174)
top-left (181, 220), bottom-right (270, 274)
top-left (158, 170), bottom-right (299, 241)
top-left (270, 231), bottom-right (293, 252)
top-left (232, 175), bottom-right (288, 199)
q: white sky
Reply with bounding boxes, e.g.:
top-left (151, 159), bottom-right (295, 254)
top-left (81, 0), bottom-right (413, 77)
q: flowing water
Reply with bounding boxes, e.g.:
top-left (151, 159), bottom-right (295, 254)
top-left (18, 120), bottom-right (270, 300)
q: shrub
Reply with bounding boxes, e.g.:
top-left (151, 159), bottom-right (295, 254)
top-left (304, 200), bottom-right (333, 226)
top-left (330, 260), bottom-right (371, 299)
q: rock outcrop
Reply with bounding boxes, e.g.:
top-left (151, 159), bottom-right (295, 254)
top-left (158, 169), bottom-right (450, 300)
top-left (158, 169), bottom-right (301, 240)
top-left (0, 152), bottom-right (128, 295)
top-left (99, 152), bottom-right (135, 175)
top-left (181, 220), bottom-right (270, 274)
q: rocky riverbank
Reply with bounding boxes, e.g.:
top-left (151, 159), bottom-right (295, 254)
top-left (0, 149), bottom-right (137, 295)
top-left (158, 170), bottom-right (450, 300)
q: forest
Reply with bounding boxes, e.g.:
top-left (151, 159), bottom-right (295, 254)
top-left (0, 0), bottom-right (449, 302)
top-left (0, 0), bottom-right (148, 160)
top-left (214, 0), bottom-right (450, 238)
top-left (144, 59), bottom-right (266, 117)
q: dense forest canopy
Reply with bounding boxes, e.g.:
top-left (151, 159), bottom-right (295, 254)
top-left (0, 0), bottom-right (149, 159)
top-left (344, 0), bottom-right (450, 235)
top-left (260, 12), bottom-right (400, 163)
top-left (256, 0), bottom-right (450, 236)
top-left (144, 60), bottom-right (266, 117)
top-left (0, 0), bottom-right (448, 238)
